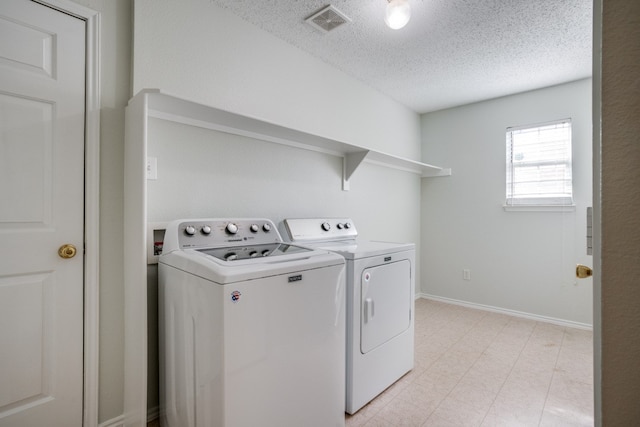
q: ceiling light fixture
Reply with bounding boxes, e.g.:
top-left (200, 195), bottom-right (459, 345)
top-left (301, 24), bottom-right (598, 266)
top-left (384, 0), bottom-right (411, 30)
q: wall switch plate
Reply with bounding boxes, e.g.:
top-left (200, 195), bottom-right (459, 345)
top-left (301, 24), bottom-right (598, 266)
top-left (147, 157), bottom-right (158, 180)
top-left (463, 269), bottom-right (471, 281)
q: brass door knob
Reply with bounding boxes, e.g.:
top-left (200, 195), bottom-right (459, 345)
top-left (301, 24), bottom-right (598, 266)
top-left (576, 264), bottom-right (593, 279)
top-left (58, 244), bottom-right (77, 259)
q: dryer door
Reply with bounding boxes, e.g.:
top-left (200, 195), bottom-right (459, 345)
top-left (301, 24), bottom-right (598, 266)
top-left (360, 260), bottom-right (411, 354)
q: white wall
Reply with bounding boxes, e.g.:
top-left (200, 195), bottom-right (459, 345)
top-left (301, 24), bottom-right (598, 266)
top-left (420, 79), bottom-right (593, 326)
top-left (147, 120), bottom-right (421, 245)
top-left (133, 0), bottom-right (424, 416)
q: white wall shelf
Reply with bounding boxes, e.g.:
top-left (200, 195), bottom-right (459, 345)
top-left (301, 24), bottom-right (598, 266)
top-left (137, 89), bottom-right (451, 190)
top-left (123, 89), bottom-right (450, 416)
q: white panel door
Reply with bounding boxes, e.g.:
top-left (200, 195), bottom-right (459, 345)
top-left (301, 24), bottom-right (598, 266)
top-left (0, 0), bottom-right (85, 425)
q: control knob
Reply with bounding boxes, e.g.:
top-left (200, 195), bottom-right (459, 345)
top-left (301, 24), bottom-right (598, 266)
top-left (226, 223), bottom-right (238, 234)
top-left (201, 225), bottom-right (212, 235)
top-left (321, 222), bottom-right (331, 232)
top-left (337, 223), bottom-right (344, 229)
top-left (184, 225), bottom-right (196, 236)
top-left (262, 223), bottom-right (272, 232)
top-left (344, 222), bottom-right (351, 229)
top-left (250, 224), bottom-right (259, 233)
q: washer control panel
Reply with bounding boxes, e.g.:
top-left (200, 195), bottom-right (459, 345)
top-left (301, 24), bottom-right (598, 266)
top-left (284, 218), bottom-right (358, 242)
top-left (162, 218), bottom-right (282, 253)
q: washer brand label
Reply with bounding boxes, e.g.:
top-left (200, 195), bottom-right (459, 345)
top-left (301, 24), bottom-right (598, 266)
top-left (230, 290), bottom-right (241, 303)
top-left (384, 256), bottom-right (392, 262)
top-left (288, 274), bottom-right (302, 283)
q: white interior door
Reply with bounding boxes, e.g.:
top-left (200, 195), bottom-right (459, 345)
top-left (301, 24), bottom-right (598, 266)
top-left (0, 0), bottom-right (85, 425)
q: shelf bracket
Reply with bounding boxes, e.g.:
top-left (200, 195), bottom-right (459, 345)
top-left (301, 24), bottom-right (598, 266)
top-left (421, 167), bottom-right (452, 178)
top-left (342, 151), bottom-right (369, 191)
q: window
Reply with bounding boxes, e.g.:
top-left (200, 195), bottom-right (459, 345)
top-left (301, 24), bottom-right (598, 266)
top-left (505, 119), bottom-right (573, 208)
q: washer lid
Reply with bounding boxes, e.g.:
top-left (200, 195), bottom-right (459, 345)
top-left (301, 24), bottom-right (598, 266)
top-left (160, 247), bottom-right (344, 284)
top-left (198, 242), bottom-right (312, 262)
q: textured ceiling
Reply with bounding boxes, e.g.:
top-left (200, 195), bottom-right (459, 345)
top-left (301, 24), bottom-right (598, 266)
top-left (210, 0), bottom-right (593, 114)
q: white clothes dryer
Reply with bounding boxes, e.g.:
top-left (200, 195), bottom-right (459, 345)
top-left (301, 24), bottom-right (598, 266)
top-left (158, 218), bottom-right (346, 427)
top-left (283, 218), bottom-right (415, 414)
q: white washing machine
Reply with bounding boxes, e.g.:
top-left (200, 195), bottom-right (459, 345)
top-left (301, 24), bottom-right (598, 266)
top-left (158, 218), bottom-right (346, 427)
top-left (283, 218), bottom-right (415, 414)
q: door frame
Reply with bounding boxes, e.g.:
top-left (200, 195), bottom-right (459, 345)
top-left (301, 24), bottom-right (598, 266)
top-left (32, 1), bottom-right (101, 426)
top-left (591, 0), bottom-right (602, 424)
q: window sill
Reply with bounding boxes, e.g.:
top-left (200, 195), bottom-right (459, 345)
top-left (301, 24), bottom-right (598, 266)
top-left (503, 204), bottom-right (576, 212)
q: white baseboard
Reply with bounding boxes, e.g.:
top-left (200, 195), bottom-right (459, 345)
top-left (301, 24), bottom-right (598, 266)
top-left (417, 293), bottom-right (593, 331)
top-left (98, 406), bottom-right (159, 427)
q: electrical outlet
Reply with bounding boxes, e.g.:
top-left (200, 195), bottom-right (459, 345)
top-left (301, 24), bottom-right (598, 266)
top-left (463, 269), bottom-right (471, 281)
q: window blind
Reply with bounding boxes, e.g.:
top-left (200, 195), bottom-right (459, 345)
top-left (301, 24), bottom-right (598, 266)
top-left (506, 119), bottom-right (573, 206)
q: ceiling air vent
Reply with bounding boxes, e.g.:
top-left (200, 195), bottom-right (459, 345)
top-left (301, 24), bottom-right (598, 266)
top-left (305, 5), bottom-right (351, 33)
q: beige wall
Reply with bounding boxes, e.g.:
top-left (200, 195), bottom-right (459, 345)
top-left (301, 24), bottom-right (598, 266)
top-left (600, 0), bottom-right (640, 423)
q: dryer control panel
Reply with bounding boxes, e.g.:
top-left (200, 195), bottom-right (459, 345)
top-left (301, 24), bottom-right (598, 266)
top-left (163, 218), bottom-right (282, 253)
top-left (284, 218), bottom-right (358, 243)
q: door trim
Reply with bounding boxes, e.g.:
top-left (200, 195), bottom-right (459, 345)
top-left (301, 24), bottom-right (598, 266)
top-left (32, 1), bottom-right (101, 426)
top-left (591, 0), bottom-right (602, 423)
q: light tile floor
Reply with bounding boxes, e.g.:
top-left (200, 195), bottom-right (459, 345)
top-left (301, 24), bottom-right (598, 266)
top-left (148, 298), bottom-right (594, 427)
top-left (346, 298), bottom-right (594, 427)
